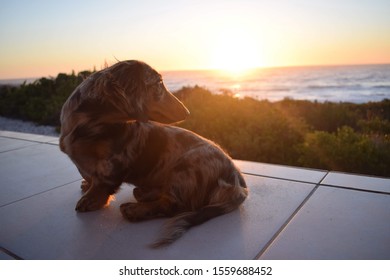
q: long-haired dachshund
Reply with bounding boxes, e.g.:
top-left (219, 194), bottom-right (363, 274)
top-left (59, 60), bottom-right (248, 247)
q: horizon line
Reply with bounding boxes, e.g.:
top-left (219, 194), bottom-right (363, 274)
top-left (1, 62), bottom-right (390, 82)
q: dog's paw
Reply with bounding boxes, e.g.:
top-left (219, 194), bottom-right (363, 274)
top-left (120, 202), bottom-right (140, 222)
top-left (80, 180), bottom-right (91, 193)
top-left (120, 202), bottom-right (159, 222)
top-left (75, 194), bottom-right (111, 212)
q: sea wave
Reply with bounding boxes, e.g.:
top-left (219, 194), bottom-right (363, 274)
top-left (164, 65), bottom-right (390, 103)
top-left (2, 65), bottom-right (389, 103)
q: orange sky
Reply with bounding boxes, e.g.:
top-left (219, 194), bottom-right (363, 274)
top-left (1, 0), bottom-right (389, 79)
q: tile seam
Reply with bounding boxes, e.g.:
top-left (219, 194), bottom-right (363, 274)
top-left (253, 171), bottom-right (329, 259)
top-left (319, 183), bottom-right (390, 195)
top-left (0, 246), bottom-right (23, 260)
top-left (0, 142), bottom-right (41, 153)
top-left (0, 178), bottom-right (81, 209)
top-left (0, 135), bottom-right (58, 145)
top-left (242, 171), bottom-right (325, 185)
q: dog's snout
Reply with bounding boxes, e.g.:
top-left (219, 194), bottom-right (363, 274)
top-left (147, 91), bottom-right (189, 124)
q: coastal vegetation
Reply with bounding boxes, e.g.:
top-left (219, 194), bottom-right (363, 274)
top-left (0, 72), bottom-right (389, 177)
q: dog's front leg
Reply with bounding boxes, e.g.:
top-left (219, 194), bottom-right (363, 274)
top-left (75, 179), bottom-right (120, 212)
top-left (80, 179), bottom-right (91, 193)
top-left (75, 168), bottom-right (92, 193)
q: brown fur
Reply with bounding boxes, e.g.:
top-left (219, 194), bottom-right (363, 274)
top-left (59, 60), bottom-right (248, 247)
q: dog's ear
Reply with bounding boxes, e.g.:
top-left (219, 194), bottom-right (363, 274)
top-left (119, 60), bottom-right (190, 124)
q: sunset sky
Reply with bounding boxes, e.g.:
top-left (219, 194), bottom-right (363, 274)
top-left (1, 0), bottom-right (389, 79)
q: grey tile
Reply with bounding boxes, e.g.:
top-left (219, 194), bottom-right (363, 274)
top-left (322, 172), bottom-right (390, 193)
top-left (259, 187), bottom-right (390, 259)
top-left (0, 248), bottom-right (20, 260)
top-left (47, 138), bottom-right (60, 145)
top-left (0, 131), bottom-right (58, 143)
top-left (0, 137), bottom-right (37, 153)
top-left (0, 143), bottom-right (80, 206)
top-left (0, 251), bottom-right (16, 260)
top-left (234, 159), bottom-right (327, 184)
top-left (0, 175), bottom-right (315, 259)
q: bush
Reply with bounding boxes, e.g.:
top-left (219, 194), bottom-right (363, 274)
top-left (298, 126), bottom-right (390, 176)
top-left (0, 71), bottom-right (91, 126)
top-left (1, 73), bottom-right (389, 177)
top-left (176, 87), bottom-right (306, 165)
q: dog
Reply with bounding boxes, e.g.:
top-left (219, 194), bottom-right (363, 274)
top-left (59, 60), bottom-right (248, 247)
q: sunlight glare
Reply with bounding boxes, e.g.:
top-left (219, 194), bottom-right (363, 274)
top-left (211, 28), bottom-right (263, 75)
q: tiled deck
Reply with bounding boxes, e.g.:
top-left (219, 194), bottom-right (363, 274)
top-left (0, 131), bottom-right (389, 260)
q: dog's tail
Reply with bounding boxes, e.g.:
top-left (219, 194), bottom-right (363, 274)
top-left (151, 182), bottom-right (248, 248)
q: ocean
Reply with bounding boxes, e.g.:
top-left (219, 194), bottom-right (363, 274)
top-left (162, 64), bottom-right (390, 103)
top-left (1, 64), bottom-right (389, 103)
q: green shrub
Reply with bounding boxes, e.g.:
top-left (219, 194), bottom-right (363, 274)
top-left (176, 87), bottom-right (306, 165)
top-left (0, 71), bottom-right (91, 125)
top-left (298, 126), bottom-right (390, 176)
top-left (1, 73), bottom-right (389, 177)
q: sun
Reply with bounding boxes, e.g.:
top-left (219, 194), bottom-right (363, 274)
top-left (211, 28), bottom-right (263, 75)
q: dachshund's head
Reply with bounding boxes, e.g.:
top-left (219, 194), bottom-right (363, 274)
top-left (71, 60), bottom-right (189, 124)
